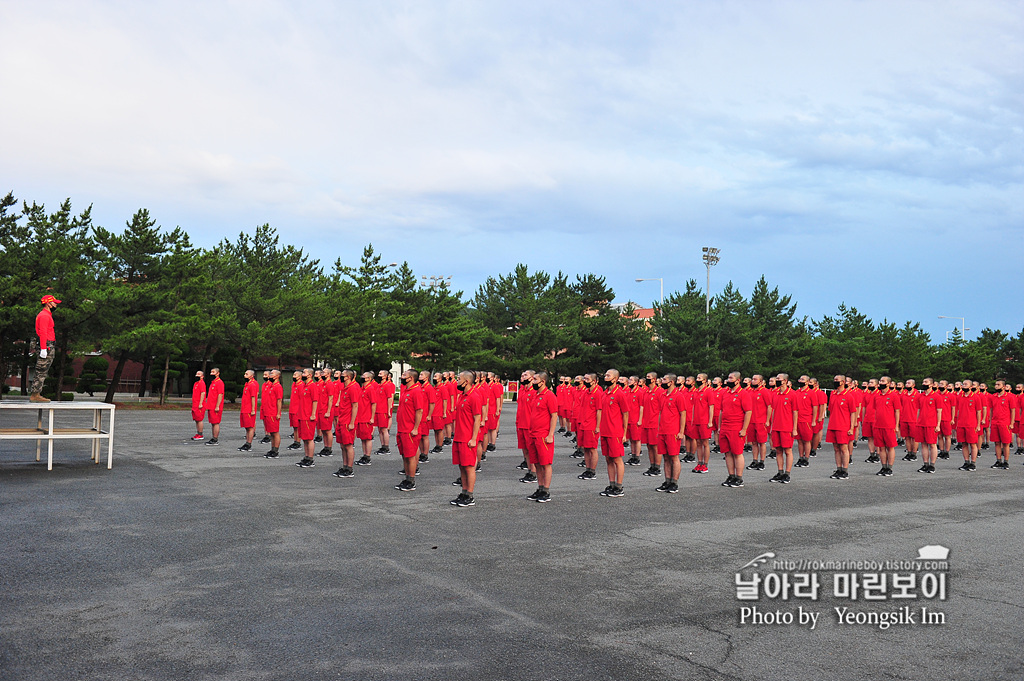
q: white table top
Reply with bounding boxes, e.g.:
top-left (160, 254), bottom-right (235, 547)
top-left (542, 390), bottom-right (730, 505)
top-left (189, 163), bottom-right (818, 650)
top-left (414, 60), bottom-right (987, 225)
top-left (0, 401), bottom-right (115, 410)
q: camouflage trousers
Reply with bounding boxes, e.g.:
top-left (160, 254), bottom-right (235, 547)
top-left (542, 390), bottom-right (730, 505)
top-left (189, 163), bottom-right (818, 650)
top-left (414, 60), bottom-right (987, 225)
top-left (29, 341), bottom-right (54, 395)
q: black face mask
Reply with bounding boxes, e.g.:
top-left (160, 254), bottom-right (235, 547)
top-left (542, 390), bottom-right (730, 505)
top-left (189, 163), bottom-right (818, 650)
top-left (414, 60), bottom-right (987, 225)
top-left (532, 383), bottom-right (541, 391)
top-left (834, 381), bottom-right (842, 386)
top-left (458, 384), bottom-right (466, 392)
top-left (867, 386), bottom-right (875, 391)
top-left (726, 381), bottom-right (736, 389)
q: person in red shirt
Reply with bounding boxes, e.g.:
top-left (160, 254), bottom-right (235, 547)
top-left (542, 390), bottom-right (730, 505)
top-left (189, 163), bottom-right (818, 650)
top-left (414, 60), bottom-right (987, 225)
top-left (825, 375), bottom-right (858, 479)
top-left (190, 371), bottom-right (207, 441)
top-left (718, 372), bottom-right (753, 487)
top-left (375, 371), bottom-right (396, 454)
top-left (576, 374), bottom-right (602, 481)
top-left (625, 375), bottom-right (644, 466)
top-left (449, 370), bottom-right (483, 507)
top-left (641, 372), bottom-right (663, 477)
top-left (352, 372), bottom-right (378, 465)
top-left (416, 370), bottom-right (439, 463)
top-left (261, 370), bottom-right (284, 458)
top-left (205, 367), bottom-right (225, 446)
top-left (597, 369), bottom-right (629, 497)
top-left (810, 379), bottom-right (827, 454)
top-left (900, 379), bottom-right (920, 462)
top-left (916, 378), bottom-right (943, 473)
top-left (238, 370), bottom-right (259, 451)
top-left (767, 374), bottom-right (799, 483)
top-left (745, 375), bottom-right (771, 471)
top-left (571, 375), bottom-right (587, 454)
top-left (1014, 384), bottom-right (1024, 455)
top-left (516, 369), bottom-right (537, 478)
top-left (792, 376), bottom-right (815, 468)
top-left (655, 374), bottom-right (686, 494)
top-left (257, 370), bottom-right (272, 444)
top-left (394, 369), bottom-right (426, 491)
top-left (286, 370), bottom-right (303, 450)
top-left (28, 294), bottom-right (60, 402)
top-left (330, 370), bottom-right (362, 477)
top-left (955, 381), bottom-right (982, 471)
top-left (978, 382), bottom-right (992, 451)
top-left (313, 370), bottom-right (336, 457)
top-left (860, 379), bottom-right (879, 464)
top-left (481, 372), bottom-right (502, 455)
top-left (988, 380), bottom-right (1016, 469)
top-left (294, 368), bottom-right (319, 467)
top-left (872, 377), bottom-right (900, 476)
top-left (525, 371), bottom-right (558, 503)
top-left (426, 372), bottom-right (448, 456)
top-left (692, 374), bottom-right (716, 474)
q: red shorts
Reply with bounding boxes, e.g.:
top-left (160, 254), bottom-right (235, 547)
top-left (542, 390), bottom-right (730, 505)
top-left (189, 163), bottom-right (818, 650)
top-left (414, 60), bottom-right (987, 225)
top-left (317, 415), bottom-right (333, 431)
top-left (600, 436), bottom-right (625, 458)
top-left (579, 430), bottom-right (599, 449)
top-left (695, 424), bottom-right (713, 440)
top-left (298, 419), bottom-right (316, 440)
top-left (191, 408), bottom-right (205, 422)
top-left (262, 415), bottom-right (280, 434)
top-left (900, 422), bottom-right (915, 438)
top-left (335, 423), bottom-right (355, 446)
top-left (747, 424), bottom-right (768, 444)
top-left (528, 436), bottom-right (554, 466)
top-left (956, 426), bottom-right (979, 444)
top-left (397, 432), bottom-right (421, 458)
top-left (873, 427), bottom-right (897, 448)
top-left (627, 423), bottom-right (642, 441)
top-left (770, 430), bottom-right (794, 449)
top-left (919, 425), bottom-right (938, 445)
top-left (644, 426), bottom-right (659, 445)
top-left (719, 429), bottom-right (745, 456)
top-left (813, 421), bottom-right (824, 434)
top-left (207, 409), bottom-right (223, 425)
top-left (911, 425), bottom-right (926, 442)
top-left (517, 427), bottom-right (530, 450)
top-left (430, 415), bottom-right (445, 431)
top-left (289, 413), bottom-right (300, 429)
top-left (860, 422), bottom-right (874, 438)
top-left (991, 424), bottom-right (1012, 444)
top-left (240, 413), bottom-right (256, 429)
top-left (355, 422), bottom-right (374, 440)
top-left (375, 412), bottom-right (391, 428)
top-left (684, 423), bottom-right (698, 440)
top-left (658, 433), bottom-right (681, 457)
top-left (797, 422), bottom-right (813, 442)
top-left (940, 421), bottom-right (952, 436)
top-left (825, 428), bottom-right (852, 445)
top-left (452, 441), bottom-right (477, 467)
top-left (486, 416), bottom-right (499, 432)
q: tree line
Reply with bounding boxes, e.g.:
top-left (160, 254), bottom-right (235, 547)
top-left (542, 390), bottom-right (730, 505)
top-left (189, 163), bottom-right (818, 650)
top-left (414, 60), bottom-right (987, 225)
top-left (1, 192), bottom-right (1021, 403)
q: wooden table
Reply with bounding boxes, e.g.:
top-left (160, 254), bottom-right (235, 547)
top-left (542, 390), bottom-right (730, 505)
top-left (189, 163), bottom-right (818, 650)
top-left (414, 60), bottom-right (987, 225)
top-left (0, 401), bottom-right (116, 470)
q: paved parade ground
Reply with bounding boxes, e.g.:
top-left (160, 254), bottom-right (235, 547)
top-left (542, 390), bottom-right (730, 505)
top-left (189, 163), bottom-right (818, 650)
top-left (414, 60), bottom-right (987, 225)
top-left (2, 403), bottom-right (1023, 681)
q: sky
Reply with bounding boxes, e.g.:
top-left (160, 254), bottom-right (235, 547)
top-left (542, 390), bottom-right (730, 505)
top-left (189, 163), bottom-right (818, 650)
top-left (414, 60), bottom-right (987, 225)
top-left (1, 0), bottom-right (1021, 343)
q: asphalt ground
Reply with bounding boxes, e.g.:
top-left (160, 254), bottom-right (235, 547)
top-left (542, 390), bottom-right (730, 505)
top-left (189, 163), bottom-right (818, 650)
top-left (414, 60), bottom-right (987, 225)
top-left (2, 402), bottom-right (1023, 681)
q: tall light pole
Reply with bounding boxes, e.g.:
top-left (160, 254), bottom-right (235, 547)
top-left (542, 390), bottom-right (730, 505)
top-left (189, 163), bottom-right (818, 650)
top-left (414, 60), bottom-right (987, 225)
top-left (634, 278), bottom-right (664, 307)
top-left (701, 247), bottom-right (720, 318)
top-left (938, 316), bottom-right (968, 341)
top-left (420, 275), bottom-right (453, 290)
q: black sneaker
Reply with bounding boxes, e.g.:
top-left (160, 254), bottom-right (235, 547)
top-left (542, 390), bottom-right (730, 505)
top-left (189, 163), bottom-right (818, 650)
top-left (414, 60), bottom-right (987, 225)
top-left (626, 456), bottom-right (642, 466)
top-left (902, 453), bottom-right (913, 461)
top-left (876, 467), bottom-right (887, 476)
top-left (395, 479), bottom-right (416, 491)
top-left (264, 450), bottom-right (279, 458)
top-left (578, 470), bottom-right (597, 480)
top-left (526, 488), bottom-right (541, 500)
top-left (516, 460), bottom-right (529, 470)
top-left (809, 450), bottom-right (817, 457)
top-left (418, 454), bottom-right (429, 463)
top-left (429, 446), bottom-right (442, 454)
top-left (260, 435), bottom-right (271, 444)
top-left (642, 465), bottom-right (661, 477)
top-left (745, 461), bottom-right (758, 470)
top-left (238, 443), bottom-right (252, 452)
top-left (881, 468), bottom-right (893, 477)
top-left (397, 469), bottom-right (421, 476)
top-left (557, 427), bottom-right (566, 433)
top-left (519, 472), bottom-right (538, 483)
top-left (757, 461), bottom-right (767, 470)
top-left (455, 495), bottom-right (475, 507)
top-left (769, 471), bottom-right (783, 482)
top-left (571, 450), bottom-right (585, 458)
top-left (480, 452), bottom-right (487, 462)
top-left (450, 492), bottom-right (466, 505)
top-left (830, 469), bottom-right (843, 479)
top-left (607, 487), bottom-right (625, 497)
top-left (780, 473), bottom-right (791, 484)
top-left (767, 451), bottom-right (777, 459)
top-left (721, 475), bottom-right (735, 487)
top-left (918, 464), bottom-right (929, 473)
top-left (938, 451), bottom-right (949, 459)
top-left (990, 461), bottom-right (1002, 469)
top-left (981, 442), bottom-right (990, 450)
top-left (374, 446), bottom-right (387, 455)
top-left (599, 485), bottom-right (614, 496)
top-left (314, 435), bottom-right (322, 443)
top-left (577, 461), bottom-right (586, 468)
top-left (452, 478), bottom-right (463, 486)
top-left (286, 442), bottom-right (302, 450)
top-left (926, 464), bottom-right (935, 473)
top-left (727, 476), bottom-right (744, 487)
top-left (794, 458), bottom-right (808, 468)
top-left (656, 480), bottom-right (670, 492)
top-left (967, 462), bottom-right (977, 471)
top-left (333, 467), bottom-right (354, 478)
top-left (535, 491), bottom-right (551, 503)
top-left (743, 444), bottom-right (752, 452)
top-left (666, 482), bottom-right (679, 494)
top-left (205, 438), bottom-right (219, 446)
top-left (355, 455), bottom-right (372, 466)
top-left (486, 444), bottom-right (495, 453)
top-left (296, 457), bottom-right (315, 468)
top-left (837, 470), bottom-right (850, 480)
top-left (865, 454), bottom-right (879, 463)
top-left (443, 437), bottom-right (452, 445)
top-left (958, 462), bottom-right (970, 471)
top-left (682, 454), bottom-right (696, 463)
top-left (317, 448), bottom-right (333, 457)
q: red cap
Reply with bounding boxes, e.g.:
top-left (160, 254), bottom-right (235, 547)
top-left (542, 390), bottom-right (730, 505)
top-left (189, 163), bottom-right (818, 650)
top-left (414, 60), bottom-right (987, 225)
top-left (41, 295), bottom-right (62, 305)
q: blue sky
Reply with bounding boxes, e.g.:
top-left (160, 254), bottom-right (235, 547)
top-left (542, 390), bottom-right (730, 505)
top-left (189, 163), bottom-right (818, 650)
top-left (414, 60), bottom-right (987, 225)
top-left (2, 0), bottom-right (1021, 342)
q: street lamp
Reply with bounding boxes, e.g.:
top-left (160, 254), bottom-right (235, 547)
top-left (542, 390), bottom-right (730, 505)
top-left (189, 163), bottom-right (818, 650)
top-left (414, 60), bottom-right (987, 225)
top-left (938, 315), bottom-right (967, 341)
top-left (420, 275), bottom-right (453, 290)
top-left (701, 247), bottom-right (720, 318)
top-left (634, 278), bottom-right (664, 307)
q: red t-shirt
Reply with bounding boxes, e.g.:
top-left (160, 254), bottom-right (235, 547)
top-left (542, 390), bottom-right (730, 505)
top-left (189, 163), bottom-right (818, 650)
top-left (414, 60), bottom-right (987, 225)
top-left (827, 389), bottom-right (853, 432)
top-left (918, 391), bottom-right (940, 427)
top-left (750, 386), bottom-right (770, 425)
top-left (862, 390), bottom-right (877, 422)
top-left (295, 381), bottom-right (314, 420)
top-left (873, 390), bottom-right (899, 429)
top-left (35, 308), bottom-right (55, 346)
top-left (990, 392), bottom-right (1014, 425)
top-left (241, 379), bottom-right (259, 414)
top-left (288, 381), bottom-right (301, 415)
top-left (207, 378), bottom-right (225, 412)
top-left (261, 381), bottom-right (283, 418)
top-left (396, 383), bottom-right (427, 434)
top-left (454, 387), bottom-right (484, 442)
top-left (530, 387), bottom-right (558, 435)
top-left (599, 386), bottom-right (627, 439)
top-left (579, 386), bottom-right (603, 430)
top-left (335, 381), bottom-right (359, 423)
top-left (516, 384), bottom-right (535, 428)
top-left (693, 387), bottom-right (714, 428)
top-left (719, 388), bottom-right (753, 431)
top-left (192, 379), bottom-right (206, 409)
top-left (770, 389), bottom-right (798, 432)
top-left (356, 383), bottom-right (374, 424)
top-left (901, 390), bottom-right (919, 424)
top-left (795, 388), bottom-right (815, 424)
top-left (955, 393), bottom-right (980, 428)
top-left (658, 389), bottom-right (685, 436)
top-left (378, 380), bottom-right (395, 415)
